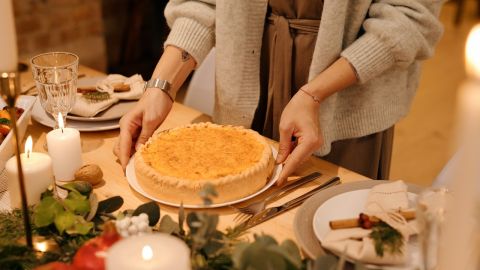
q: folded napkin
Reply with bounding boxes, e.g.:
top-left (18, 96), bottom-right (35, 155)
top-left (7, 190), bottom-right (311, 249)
top-left (322, 180), bottom-right (417, 266)
top-left (70, 74), bottom-right (144, 117)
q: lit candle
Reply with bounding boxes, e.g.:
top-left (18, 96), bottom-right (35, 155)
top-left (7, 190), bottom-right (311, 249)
top-left (5, 136), bottom-right (54, 208)
top-left (0, 0), bottom-right (18, 71)
top-left (106, 234), bottom-right (191, 270)
top-left (438, 24), bottom-right (480, 270)
top-left (46, 113), bottom-right (82, 181)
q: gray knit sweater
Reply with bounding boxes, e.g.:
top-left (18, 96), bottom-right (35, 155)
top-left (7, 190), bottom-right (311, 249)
top-left (164, 0), bottom-right (444, 156)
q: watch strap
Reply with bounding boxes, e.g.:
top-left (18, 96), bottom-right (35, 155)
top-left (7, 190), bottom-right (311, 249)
top-left (145, 78), bottom-right (175, 101)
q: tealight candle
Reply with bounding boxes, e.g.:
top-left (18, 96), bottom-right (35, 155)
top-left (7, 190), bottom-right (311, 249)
top-left (106, 234), bottom-right (191, 270)
top-left (46, 113), bottom-right (82, 181)
top-left (6, 136), bottom-right (54, 208)
top-left (0, 0), bottom-right (18, 71)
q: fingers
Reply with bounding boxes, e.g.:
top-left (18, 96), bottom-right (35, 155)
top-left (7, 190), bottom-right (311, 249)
top-left (276, 124), bottom-right (294, 164)
top-left (118, 120), bottom-right (134, 170)
top-left (276, 134), bottom-right (322, 186)
top-left (136, 117), bottom-right (158, 150)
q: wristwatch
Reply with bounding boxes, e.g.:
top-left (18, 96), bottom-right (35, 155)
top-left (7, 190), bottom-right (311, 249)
top-left (144, 78), bottom-right (175, 101)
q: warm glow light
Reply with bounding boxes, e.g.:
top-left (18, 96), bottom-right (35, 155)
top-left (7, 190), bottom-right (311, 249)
top-left (34, 241), bottom-right (48, 253)
top-left (466, 24), bottom-right (480, 79)
top-left (24, 136), bottom-right (32, 157)
top-left (142, 245), bottom-right (153, 261)
top-left (57, 112), bottom-right (64, 130)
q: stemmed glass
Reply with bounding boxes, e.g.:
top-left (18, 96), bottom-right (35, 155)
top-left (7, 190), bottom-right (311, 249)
top-left (30, 52), bottom-right (78, 127)
top-left (416, 188), bottom-right (450, 270)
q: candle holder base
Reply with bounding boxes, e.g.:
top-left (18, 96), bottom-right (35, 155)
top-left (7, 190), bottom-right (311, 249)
top-left (17, 236), bottom-right (60, 255)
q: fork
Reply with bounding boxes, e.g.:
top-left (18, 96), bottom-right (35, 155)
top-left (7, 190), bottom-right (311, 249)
top-left (232, 171), bottom-right (322, 223)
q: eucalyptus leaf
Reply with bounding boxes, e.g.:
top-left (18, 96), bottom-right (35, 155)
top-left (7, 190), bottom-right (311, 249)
top-left (54, 211), bottom-right (76, 234)
top-left (234, 240), bottom-right (288, 270)
top-left (132, 201), bottom-right (160, 226)
top-left (66, 216), bottom-right (94, 235)
top-left (233, 235), bottom-right (303, 270)
top-left (64, 191), bottom-right (90, 215)
top-left (33, 196), bottom-right (64, 227)
top-left (202, 232), bottom-right (224, 256)
top-left (277, 240), bottom-right (302, 268)
top-left (199, 183), bottom-right (218, 205)
top-left (187, 212), bottom-right (201, 234)
top-left (178, 202), bottom-right (185, 235)
top-left (59, 181), bottom-right (92, 196)
top-left (158, 215), bottom-right (180, 235)
top-left (85, 193), bottom-right (98, 221)
top-left (97, 196), bottom-right (124, 214)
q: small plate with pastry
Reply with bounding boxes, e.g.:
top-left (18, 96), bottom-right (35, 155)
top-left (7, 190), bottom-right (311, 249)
top-left (67, 76), bottom-right (141, 122)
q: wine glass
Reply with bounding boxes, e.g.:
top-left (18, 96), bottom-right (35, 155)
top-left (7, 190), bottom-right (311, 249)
top-left (416, 188), bottom-right (450, 270)
top-left (30, 52), bottom-right (78, 127)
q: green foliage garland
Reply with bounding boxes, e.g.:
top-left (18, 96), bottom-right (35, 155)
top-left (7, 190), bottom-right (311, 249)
top-left (0, 182), bottom-right (373, 270)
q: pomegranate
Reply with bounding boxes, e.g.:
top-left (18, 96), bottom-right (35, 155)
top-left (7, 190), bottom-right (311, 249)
top-left (72, 222), bottom-right (121, 270)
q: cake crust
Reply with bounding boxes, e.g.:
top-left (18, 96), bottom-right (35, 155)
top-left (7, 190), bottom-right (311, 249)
top-left (135, 123), bottom-right (274, 205)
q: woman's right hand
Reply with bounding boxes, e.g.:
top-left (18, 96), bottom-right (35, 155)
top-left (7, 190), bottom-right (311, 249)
top-left (114, 89), bottom-right (173, 169)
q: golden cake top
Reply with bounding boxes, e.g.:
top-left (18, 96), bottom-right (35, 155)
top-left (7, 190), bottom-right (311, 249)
top-left (140, 123), bottom-right (268, 180)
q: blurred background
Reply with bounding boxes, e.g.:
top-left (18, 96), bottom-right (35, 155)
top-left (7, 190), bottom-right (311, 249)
top-left (11, 0), bottom-right (480, 186)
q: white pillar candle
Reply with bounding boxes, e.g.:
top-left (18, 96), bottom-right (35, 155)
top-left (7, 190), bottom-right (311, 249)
top-left (46, 113), bottom-right (82, 181)
top-left (106, 234), bottom-right (191, 270)
top-left (6, 136), bottom-right (54, 208)
top-left (0, 0), bottom-right (18, 71)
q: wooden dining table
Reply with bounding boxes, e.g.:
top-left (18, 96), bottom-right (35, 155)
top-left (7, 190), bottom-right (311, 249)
top-left (20, 65), bottom-right (368, 249)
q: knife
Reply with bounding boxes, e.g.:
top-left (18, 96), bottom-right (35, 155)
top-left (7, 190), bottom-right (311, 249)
top-left (239, 176), bottom-right (341, 230)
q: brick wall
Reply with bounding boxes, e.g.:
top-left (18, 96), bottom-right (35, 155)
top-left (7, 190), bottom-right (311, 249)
top-left (13, 0), bottom-right (107, 71)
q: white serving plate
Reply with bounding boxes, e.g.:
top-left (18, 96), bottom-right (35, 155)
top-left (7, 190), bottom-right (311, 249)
top-left (125, 146), bottom-right (282, 208)
top-left (0, 95), bottom-right (36, 173)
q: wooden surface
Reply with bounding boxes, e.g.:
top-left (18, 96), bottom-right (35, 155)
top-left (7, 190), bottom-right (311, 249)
top-left (22, 65), bottom-right (369, 245)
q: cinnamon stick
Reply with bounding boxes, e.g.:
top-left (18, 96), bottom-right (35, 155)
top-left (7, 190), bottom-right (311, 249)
top-left (329, 210), bottom-right (416, 230)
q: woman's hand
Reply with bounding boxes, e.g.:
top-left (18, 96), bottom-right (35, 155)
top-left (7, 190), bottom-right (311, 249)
top-left (114, 89), bottom-right (173, 169)
top-left (276, 90), bottom-right (323, 185)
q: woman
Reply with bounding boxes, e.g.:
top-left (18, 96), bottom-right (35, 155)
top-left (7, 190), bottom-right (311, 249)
top-left (114, 0), bottom-right (444, 184)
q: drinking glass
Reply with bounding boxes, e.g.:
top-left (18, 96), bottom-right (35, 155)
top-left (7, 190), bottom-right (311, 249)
top-left (30, 52), bottom-right (78, 126)
top-left (416, 188), bottom-right (450, 270)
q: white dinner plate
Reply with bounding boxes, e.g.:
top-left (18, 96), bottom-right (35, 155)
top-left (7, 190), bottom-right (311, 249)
top-left (31, 97), bottom-right (120, 132)
top-left (68, 76), bottom-right (136, 122)
top-left (125, 146), bottom-right (282, 208)
top-left (312, 189), bottom-right (420, 269)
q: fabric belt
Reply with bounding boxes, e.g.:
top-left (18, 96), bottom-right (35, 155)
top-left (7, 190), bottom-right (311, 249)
top-left (263, 13), bottom-right (320, 139)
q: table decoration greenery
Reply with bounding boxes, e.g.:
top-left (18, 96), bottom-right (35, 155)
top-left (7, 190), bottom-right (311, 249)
top-left (0, 181), bottom-right (367, 270)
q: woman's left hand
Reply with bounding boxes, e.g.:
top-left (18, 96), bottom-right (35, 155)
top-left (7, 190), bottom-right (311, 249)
top-left (276, 90), bottom-right (323, 185)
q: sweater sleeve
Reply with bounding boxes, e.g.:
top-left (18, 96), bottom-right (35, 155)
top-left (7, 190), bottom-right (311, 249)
top-left (341, 0), bottom-right (444, 83)
top-left (164, 0), bottom-right (216, 66)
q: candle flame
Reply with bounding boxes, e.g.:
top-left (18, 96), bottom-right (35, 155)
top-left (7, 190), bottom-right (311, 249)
top-left (34, 241), bottom-right (48, 253)
top-left (24, 136), bottom-right (32, 157)
top-left (142, 245), bottom-right (153, 261)
top-left (57, 112), bottom-right (64, 130)
top-left (466, 24), bottom-right (480, 79)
